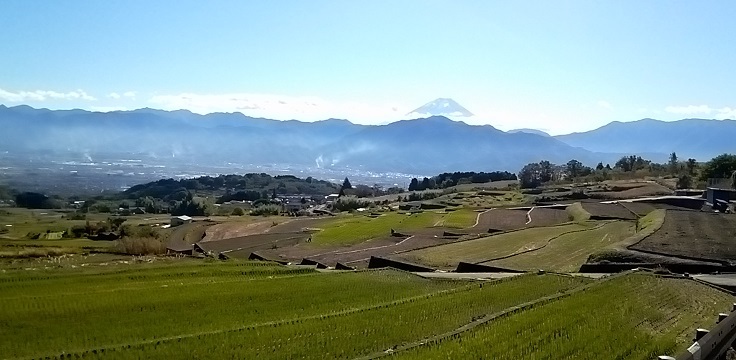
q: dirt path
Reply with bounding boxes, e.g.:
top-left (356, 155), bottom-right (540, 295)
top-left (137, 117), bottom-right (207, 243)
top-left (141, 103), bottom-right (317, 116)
top-left (472, 209), bottom-right (494, 228)
top-left (525, 207), bottom-right (534, 225)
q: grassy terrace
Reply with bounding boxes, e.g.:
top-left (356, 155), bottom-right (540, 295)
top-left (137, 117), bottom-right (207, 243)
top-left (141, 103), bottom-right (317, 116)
top-left (487, 220), bottom-right (635, 272)
top-left (401, 222), bottom-right (597, 268)
top-left (0, 262), bottom-right (463, 359)
top-left (312, 210), bottom-right (476, 245)
top-left (394, 273), bottom-right (732, 359)
top-left (0, 256), bottom-right (729, 360)
top-left (0, 263), bottom-right (587, 359)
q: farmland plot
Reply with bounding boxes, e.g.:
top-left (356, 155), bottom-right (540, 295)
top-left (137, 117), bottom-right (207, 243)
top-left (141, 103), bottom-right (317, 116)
top-left (485, 220), bottom-right (635, 272)
top-left (312, 211), bottom-right (472, 246)
top-left (393, 273), bottom-right (733, 359)
top-left (0, 263), bottom-right (463, 359)
top-left (631, 210), bottom-right (736, 262)
top-left (400, 223), bottom-right (596, 268)
top-left (15, 273), bottom-right (587, 359)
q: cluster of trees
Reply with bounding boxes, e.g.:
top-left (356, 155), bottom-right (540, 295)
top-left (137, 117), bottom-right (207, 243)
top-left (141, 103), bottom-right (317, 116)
top-left (518, 160), bottom-right (595, 188)
top-left (407, 171), bottom-right (517, 191)
top-left (170, 192), bottom-right (207, 216)
top-left (14, 192), bottom-right (63, 209)
top-left (519, 152), bottom-right (736, 190)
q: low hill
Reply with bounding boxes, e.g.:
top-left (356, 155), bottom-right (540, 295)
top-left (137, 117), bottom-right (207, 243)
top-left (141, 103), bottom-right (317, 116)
top-left (123, 174), bottom-right (339, 202)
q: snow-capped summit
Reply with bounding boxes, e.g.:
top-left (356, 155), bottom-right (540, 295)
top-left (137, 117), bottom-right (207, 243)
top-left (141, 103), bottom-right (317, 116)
top-left (407, 98), bottom-right (474, 117)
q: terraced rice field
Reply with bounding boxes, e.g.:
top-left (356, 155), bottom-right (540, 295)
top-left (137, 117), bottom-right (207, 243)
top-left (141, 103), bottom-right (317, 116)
top-left (485, 220), bottom-right (635, 272)
top-left (1, 259), bottom-right (727, 360)
top-left (313, 211), bottom-right (474, 246)
top-left (393, 273), bottom-right (732, 359)
top-left (400, 223), bottom-right (599, 268)
top-left (0, 262), bottom-right (588, 359)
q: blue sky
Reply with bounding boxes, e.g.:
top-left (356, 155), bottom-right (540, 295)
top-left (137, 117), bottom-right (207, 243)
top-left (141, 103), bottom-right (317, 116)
top-left (1, 1), bottom-right (735, 134)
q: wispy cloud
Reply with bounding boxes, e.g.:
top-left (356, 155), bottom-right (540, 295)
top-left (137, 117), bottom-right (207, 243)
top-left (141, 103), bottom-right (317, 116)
top-left (107, 91), bottom-right (136, 100)
top-left (0, 88), bottom-right (96, 102)
top-left (665, 105), bottom-right (736, 119)
top-left (148, 92), bottom-right (407, 124)
top-left (665, 105), bottom-right (712, 115)
top-left (597, 100), bottom-right (612, 110)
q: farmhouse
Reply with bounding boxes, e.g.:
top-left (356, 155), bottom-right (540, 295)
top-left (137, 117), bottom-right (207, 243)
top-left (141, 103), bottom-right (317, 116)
top-left (704, 178), bottom-right (735, 210)
top-left (325, 193), bottom-right (340, 203)
top-left (166, 242), bottom-right (194, 256)
top-left (171, 215), bottom-right (193, 227)
top-left (283, 200), bottom-right (307, 213)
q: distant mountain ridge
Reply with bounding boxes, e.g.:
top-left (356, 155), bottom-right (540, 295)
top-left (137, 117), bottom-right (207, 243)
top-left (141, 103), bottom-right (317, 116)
top-left (507, 128), bottom-right (551, 137)
top-left (0, 104), bottom-right (733, 175)
top-left (554, 118), bottom-right (736, 160)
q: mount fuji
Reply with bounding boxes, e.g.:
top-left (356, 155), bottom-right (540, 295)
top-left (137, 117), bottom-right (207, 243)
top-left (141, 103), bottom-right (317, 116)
top-left (407, 98), bottom-right (474, 118)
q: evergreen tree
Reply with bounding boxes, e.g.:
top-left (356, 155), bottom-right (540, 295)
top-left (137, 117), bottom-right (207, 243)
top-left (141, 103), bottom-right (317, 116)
top-left (408, 178), bottom-right (419, 191)
top-left (341, 177), bottom-right (352, 190)
top-left (421, 177), bottom-right (430, 190)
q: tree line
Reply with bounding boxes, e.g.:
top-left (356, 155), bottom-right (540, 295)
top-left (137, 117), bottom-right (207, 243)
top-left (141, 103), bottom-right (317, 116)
top-left (518, 153), bottom-right (736, 189)
top-left (407, 171), bottom-right (517, 191)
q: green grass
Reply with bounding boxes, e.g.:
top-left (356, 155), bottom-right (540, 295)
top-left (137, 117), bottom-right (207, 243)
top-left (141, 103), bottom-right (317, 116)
top-left (487, 220), bottom-right (636, 272)
top-left (392, 273), bottom-right (733, 359)
top-left (313, 212), bottom-right (445, 245)
top-left (6, 270), bottom-right (588, 359)
top-left (637, 208), bottom-right (666, 233)
top-left (440, 208), bottom-right (478, 228)
top-left (1, 258), bottom-right (729, 360)
top-left (587, 209), bottom-right (667, 263)
top-left (402, 223), bottom-right (596, 268)
top-left (0, 261), bottom-right (469, 359)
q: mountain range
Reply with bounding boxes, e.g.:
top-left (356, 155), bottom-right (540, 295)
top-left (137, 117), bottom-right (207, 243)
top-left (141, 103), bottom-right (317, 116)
top-left (1, 104), bottom-right (734, 175)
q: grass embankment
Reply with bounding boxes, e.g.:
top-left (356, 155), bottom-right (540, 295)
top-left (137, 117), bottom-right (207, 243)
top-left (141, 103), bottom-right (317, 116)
top-left (393, 273), bottom-right (733, 359)
top-left (313, 211), bottom-right (476, 246)
top-left (0, 264), bottom-right (588, 359)
top-left (0, 238), bottom-right (116, 259)
top-left (566, 202), bottom-right (591, 222)
top-left (587, 209), bottom-right (666, 263)
top-left (439, 190), bottom-right (527, 209)
top-left (401, 223), bottom-right (597, 268)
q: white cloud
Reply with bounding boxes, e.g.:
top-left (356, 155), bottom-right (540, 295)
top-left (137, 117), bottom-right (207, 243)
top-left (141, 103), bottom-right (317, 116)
top-left (107, 91), bottom-right (135, 100)
top-left (148, 92), bottom-right (408, 124)
top-left (665, 105), bottom-right (712, 115)
top-left (597, 100), bottom-right (612, 110)
top-left (0, 87), bottom-right (96, 102)
top-left (665, 105), bottom-right (736, 119)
